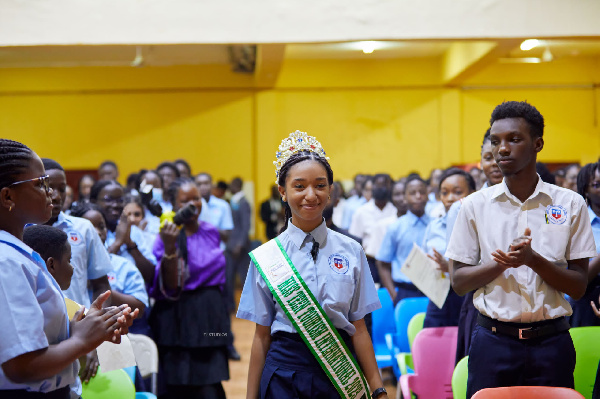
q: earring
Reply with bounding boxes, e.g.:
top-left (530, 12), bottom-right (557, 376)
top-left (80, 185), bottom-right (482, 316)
top-left (328, 196), bottom-right (331, 200)
top-left (8, 205), bottom-right (12, 212)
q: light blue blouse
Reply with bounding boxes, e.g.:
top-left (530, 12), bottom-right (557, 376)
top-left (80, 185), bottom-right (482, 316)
top-left (0, 231), bottom-right (78, 392)
top-left (376, 210), bottom-right (431, 283)
top-left (422, 214), bottom-right (448, 256)
top-left (237, 220), bottom-right (381, 336)
top-left (106, 224), bottom-right (157, 266)
top-left (88, 254), bottom-right (149, 308)
top-left (52, 212), bottom-right (113, 308)
top-left (588, 206), bottom-right (600, 254)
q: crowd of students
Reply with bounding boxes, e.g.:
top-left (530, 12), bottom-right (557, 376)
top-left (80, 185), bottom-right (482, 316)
top-left (1, 100), bottom-right (600, 399)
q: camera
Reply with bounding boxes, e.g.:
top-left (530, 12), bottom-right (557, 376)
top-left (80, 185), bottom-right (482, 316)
top-left (173, 204), bottom-right (198, 226)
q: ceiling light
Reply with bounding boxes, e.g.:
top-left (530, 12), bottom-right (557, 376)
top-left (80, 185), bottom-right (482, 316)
top-left (520, 39), bottom-right (540, 51)
top-left (358, 41), bottom-right (383, 54)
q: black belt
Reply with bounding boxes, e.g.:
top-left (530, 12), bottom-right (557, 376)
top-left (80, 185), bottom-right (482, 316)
top-left (477, 313), bottom-right (570, 340)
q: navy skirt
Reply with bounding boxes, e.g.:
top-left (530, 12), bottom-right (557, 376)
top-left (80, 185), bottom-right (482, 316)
top-left (260, 330), bottom-right (358, 399)
top-left (150, 286), bottom-right (229, 386)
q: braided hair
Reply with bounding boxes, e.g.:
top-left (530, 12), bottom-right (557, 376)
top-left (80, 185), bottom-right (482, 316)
top-left (277, 150), bottom-right (334, 233)
top-left (0, 139), bottom-right (35, 190)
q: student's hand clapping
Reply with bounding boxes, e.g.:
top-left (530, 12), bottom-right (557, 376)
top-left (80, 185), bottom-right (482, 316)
top-left (79, 349), bottom-right (99, 383)
top-left (160, 221), bottom-right (179, 255)
top-left (71, 291), bottom-right (139, 351)
top-left (491, 228), bottom-right (535, 268)
top-left (114, 213), bottom-right (133, 247)
top-left (428, 248), bottom-right (449, 273)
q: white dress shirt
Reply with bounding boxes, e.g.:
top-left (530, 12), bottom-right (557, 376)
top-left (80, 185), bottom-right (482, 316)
top-left (446, 177), bottom-right (596, 323)
top-left (349, 200), bottom-right (398, 257)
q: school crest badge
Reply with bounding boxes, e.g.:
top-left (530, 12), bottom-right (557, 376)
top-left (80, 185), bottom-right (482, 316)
top-left (328, 254), bottom-right (350, 274)
top-left (545, 205), bottom-right (567, 225)
top-left (68, 231), bottom-right (83, 246)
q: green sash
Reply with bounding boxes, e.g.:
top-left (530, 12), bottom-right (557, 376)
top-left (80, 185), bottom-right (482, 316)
top-left (250, 238), bottom-right (369, 399)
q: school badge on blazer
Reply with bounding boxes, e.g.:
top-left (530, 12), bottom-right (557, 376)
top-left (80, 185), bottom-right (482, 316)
top-left (545, 205), bottom-right (567, 225)
top-left (328, 254), bottom-right (350, 274)
top-left (67, 230), bottom-right (84, 246)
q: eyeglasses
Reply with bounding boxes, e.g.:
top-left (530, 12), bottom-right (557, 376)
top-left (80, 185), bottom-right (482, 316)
top-left (100, 196), bottom-right (125, 206)
top-left (8, 175), bottom-right (51, 194)
top-left (590, 182), bottom-right (600, 189)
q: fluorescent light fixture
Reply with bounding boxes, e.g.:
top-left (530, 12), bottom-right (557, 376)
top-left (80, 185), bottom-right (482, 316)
top-left (499, 57), bottom-right (542, 64)
top-left (520, 39), bottom-right (540, 51)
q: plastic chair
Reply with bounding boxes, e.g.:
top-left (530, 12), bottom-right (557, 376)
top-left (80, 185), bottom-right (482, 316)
top-left (384, 297), bottom-right (429, 377)
top-left (81, 368), bottom-right (135, 399)
top-left (123, 366), bottom-right (158, 399)
top-left (471, 386), bottom-right (585, 399)
top-left (372, 288), bottom-right (396, 369)
top-left (451, 356), bottom-right (469, 399)
top-left (570, 327), bottom-right (600, 399)
top-left (397, 312), bottom-right (425, 375)
top-left (128, 333), bottom-right (159, 395)
top-left (398, 326), bottom-right (458, 399)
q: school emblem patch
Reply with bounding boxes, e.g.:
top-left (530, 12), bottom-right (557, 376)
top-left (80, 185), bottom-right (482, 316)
top-left (67, 231), bottom-right (83, 246)
top-left (545, 205), bottom-right (567, 225)
top-left (328, 254), bottom-right (350, 274)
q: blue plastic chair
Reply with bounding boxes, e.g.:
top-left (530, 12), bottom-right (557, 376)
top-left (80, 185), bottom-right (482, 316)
top-left (372, 288), bottom-right (396, 369)
top-left (123, 366), bottom-right (158, 399)
top-left (385, 297), bottom-right (429, 377)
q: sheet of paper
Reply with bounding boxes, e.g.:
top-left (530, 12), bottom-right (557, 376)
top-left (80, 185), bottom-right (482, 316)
top-left (400, 243), bottom-right (451, 308)
top-left (96, 335), bottom-right (137, 372)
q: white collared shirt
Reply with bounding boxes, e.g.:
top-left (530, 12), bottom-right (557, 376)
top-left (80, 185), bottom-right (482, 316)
top-left (349, 200), bottom-right (398, 257)
top-left (446, 177), bottom-right (596, 322)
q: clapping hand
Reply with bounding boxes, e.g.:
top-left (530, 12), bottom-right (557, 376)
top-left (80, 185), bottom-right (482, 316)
top-left (492, 228), bottom-right (534, 269)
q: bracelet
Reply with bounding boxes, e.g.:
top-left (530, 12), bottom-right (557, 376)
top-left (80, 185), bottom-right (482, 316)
top-left (372, 387), bottom-right (387, 398)
top-left (162, 252), bottom-right (177, 260)
top-left (126, 243), bottom-right (138, 252)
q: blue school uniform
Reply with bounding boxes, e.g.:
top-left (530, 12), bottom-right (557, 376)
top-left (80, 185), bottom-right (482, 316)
top-left (0, 231), bottom-right (78, 394)
top-left (237, 220), bottom-right (380, 398)
top-left (105, 224), bottom-right (157, 266)
top-left (568, 205), bottom-right (600, 327)
top-left (52, 212), bottom-right (113, 308)
top-left (341, 195), bottom-right (367, 230)
top-left (421, 214), bottom-right (464, 327)
top-left (376, 210), bottom-right (430, 304)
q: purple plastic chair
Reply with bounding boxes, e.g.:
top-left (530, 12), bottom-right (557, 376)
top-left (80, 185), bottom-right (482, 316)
top-left (399, 326), bottom-right (458, 399)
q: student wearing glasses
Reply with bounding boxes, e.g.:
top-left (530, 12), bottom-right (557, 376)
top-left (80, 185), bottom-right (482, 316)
top-left (90, 180), bottom-right (157, 285)
top-left (0, 139), bottom-right (137, 398)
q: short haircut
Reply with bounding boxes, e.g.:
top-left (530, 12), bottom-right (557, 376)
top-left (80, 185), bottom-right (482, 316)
top-left (41, 158), bottom-right (64, 172)
top-left (373, 173), bottom-right (392, 185)
top-left (481, 128), bottom-right (491, 151)
top-left (404, 174), bottom-right (426, 193)
top-left (99, 160), bottom-right (118, 170)
top-left (89, 179), bottom-right (122, 201)
top-left (216, 180), bottom-right (229, 190)
top-left (196, 172), bottom-right (212, 182)
top-left (23, 225), bottom-right (68, 262)
top-left (439, 167), bottom-right (476, 192)
top-left (70, 201), bottom-right (101, 218)
top-left (174, 159), bottom-right (192, 175)
top-left (156, 162), bottom-right (180, 178)
top-left (490, 101), bottom-right (544, 139)
top-left (577, 160), bottom-right (600, 203)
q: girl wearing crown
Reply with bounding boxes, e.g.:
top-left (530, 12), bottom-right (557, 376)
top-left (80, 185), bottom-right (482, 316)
top-left (237, 131), bottom-right (388, 399)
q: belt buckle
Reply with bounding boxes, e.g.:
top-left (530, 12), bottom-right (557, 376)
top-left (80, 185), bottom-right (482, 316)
top-left (519, 327), bottom-right (532, 339)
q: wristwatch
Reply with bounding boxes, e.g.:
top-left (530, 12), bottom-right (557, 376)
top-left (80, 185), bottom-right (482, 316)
top-left (372, 387), bottom-right (387, 398)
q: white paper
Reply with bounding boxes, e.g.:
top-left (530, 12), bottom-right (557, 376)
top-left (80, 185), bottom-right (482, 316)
top-left (400, 243), bottom-right (451, 308)
top-left (96, 334), bottom-right (137, 372)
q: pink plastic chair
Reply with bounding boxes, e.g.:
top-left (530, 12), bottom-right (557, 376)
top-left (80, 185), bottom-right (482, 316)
top-left (471, 386), bottom-right (585, 399)
top-left (399, 326), bottom-right (458, 399)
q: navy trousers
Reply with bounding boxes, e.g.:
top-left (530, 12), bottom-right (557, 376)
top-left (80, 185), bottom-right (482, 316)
top-left (467, 324), bottom-right (576, 399)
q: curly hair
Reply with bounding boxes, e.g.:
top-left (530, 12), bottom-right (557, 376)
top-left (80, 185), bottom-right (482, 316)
top-left (490, 101), bottom-right (545, 139)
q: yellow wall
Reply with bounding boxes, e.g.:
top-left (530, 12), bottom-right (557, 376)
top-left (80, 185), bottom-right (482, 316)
top-left (1, 56), bottom-right (599, 239)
